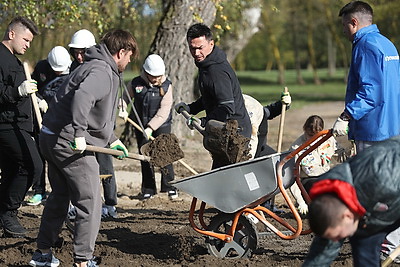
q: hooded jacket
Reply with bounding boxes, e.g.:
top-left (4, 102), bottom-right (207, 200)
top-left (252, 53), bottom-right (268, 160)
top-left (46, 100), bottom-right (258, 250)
top-left (311, 135), bottom-right (400, 236)
top-left (345, 24), bottom-right (400, 141)
top-left (0, 42), bottom-right (34, 132)
top-left (42, 43), bottom-right (120, 147)
top-left (188, 46), bottom-right (251, 137)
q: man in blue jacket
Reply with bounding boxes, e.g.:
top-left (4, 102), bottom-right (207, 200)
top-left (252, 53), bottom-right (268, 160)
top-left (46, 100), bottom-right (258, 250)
top-left (303, 135), bottom-right (400, 266)
top-left (332, 1), bottom-right (400, 151)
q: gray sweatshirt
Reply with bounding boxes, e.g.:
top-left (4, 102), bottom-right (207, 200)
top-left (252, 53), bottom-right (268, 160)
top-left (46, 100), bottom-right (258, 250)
top-left (42, 43), bottom-right (120, 147)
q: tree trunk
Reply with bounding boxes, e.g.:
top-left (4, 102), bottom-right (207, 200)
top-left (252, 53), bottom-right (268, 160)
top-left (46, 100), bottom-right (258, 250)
top-left (306, 1), bottom-right (321, 85)
top-left (122, 0), bottom-right (217, 141)
top-left (219, 4), bottom-right (262, 63)
top-left (327, 31), bottom-right (336, 77)
top-left (290, 3), bottom-right (305, 85)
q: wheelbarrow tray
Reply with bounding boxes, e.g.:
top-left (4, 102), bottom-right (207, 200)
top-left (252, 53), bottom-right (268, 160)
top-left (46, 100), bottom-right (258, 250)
top-left (171, 151), bottom-right (294, 213)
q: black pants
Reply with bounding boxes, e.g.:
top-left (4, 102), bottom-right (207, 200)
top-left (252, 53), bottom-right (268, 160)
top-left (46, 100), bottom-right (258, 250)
top-left (136, 125), bottom-right (175, 195)
top-left (32, 134), bottom-right (46, 195)
top-left (96, 153), bottom-right (117, 206)
top-left (0, 128), bottom-right (43, 211)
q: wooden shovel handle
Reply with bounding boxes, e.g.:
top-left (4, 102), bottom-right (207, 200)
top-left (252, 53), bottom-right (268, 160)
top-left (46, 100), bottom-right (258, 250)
top-left (277, 87), bottom-right (288, 153)
top-left (85, 145), bottom-right (150, 162)
top-left (23, 62), bottom-right (42, 129)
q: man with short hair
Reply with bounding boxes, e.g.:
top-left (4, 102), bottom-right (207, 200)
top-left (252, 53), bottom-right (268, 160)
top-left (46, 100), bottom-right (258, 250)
top-left (175, 23), bottom-right (251, 169)
top-left (0, 16), bottom-right (40, 237)
top-left (303, 135), bottom-right (400, 266)
top-left (29, 29), bottom-right (139, 267)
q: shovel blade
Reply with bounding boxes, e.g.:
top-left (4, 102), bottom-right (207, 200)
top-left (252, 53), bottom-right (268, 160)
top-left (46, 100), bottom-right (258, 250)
top-left (141, 133), bottom-right (184, 168)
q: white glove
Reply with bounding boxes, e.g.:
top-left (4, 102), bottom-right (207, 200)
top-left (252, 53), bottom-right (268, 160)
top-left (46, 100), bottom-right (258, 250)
top-left (144, 127), bottom-right (153, 138)
top-left (110, 139), bottom-right (128, 159)
top-left (18, 80), bottom-right (38, 97)
top-left (38, 99), bottom-right (48, 113)
top-left (118, 109), bottom-right (129, 121)
top-left (174, 102), bottom-right (190, 114)
top-left (332, 117), bottom-right (349, 136)
top-left (298, 202), bottom-right (309, 215)
top-left (187, 116), bottom-right (201, 130)
top-left (71, 137), bottom-right (86, 154)
top-left (281, 91), bottom-right (291, 105)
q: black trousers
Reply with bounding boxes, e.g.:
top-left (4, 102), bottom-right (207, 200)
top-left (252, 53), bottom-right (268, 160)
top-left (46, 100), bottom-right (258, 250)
top-left (96, 152), bottom-right (117, 206)
top-left (135, 125), bottom-right (175, 195)
top-left (0, 128), bottom-right (43, 211)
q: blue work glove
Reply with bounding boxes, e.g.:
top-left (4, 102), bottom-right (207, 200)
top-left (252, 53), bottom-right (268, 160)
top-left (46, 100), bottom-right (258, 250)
top-left (174, 102), bottom-right (190, 114)
top-left (110, 139), bottom-right (129, 159)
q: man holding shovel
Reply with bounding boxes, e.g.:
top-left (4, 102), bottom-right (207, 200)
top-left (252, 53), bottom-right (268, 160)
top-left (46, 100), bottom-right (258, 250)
top-left (0, 16), bottom-right (41, 238)
top-left (29, 30), bottom-right (138, 267)
top-left (176, 23), bottom-right (251, 169)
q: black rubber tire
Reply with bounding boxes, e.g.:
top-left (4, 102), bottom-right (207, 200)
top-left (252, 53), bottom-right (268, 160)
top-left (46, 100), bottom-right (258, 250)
top-left (206, 213), bottom-right (258, 258)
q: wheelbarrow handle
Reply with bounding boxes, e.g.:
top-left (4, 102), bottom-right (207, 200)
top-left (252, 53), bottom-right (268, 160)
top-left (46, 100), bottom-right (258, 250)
top-left (85, 145), bottom-right (150, 162)
top-left (180, 110), bottom-right (206, 135)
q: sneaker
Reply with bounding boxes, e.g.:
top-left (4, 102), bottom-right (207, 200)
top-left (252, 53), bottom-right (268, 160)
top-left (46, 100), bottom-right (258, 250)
top-left (67, 205), bottom-right (77, 220)
top-left (29, 249), bottom-right (60, 267)
top-left (261, 200), bottom-right (284, 214)
top-left (0, 210), bottom-right (27, 237)
top-left (73, 258), bottom-right (99, 267)
top-left (380, 251), bottom-right (400, 264)
top-left (142, 193), bottom-right (153, 200)
top-left (168, 190), bottom-right (178, 200)
top-left (101, 205), bottom-right (118, 219)
top-left (27, 194), bottom-right (43, 206)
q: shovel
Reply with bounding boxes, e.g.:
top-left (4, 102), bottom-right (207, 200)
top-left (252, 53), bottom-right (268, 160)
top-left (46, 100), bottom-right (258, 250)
top-left (85, 145), bottom-right (150, 162)
top-left (126, 118), bottom-right (197, 174)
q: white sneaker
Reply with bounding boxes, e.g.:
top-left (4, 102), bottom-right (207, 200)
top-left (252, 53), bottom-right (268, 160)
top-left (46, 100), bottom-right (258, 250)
top-left (67, 204), bottom-right (77, 220)
top-left (102, 205), bottom-right (117, 219)
top-left (168, 190), bottom-right (178, 200)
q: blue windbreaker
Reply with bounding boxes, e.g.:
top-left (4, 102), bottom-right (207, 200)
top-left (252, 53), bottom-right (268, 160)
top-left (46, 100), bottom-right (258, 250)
top-left (345, 24), bottom-right (400, 141)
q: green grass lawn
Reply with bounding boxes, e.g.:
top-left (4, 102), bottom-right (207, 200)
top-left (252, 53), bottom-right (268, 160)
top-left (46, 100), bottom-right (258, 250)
top-left (123, 68), bottom-right (347, 109)
top-left (237, 69), bottom-right (347, 109)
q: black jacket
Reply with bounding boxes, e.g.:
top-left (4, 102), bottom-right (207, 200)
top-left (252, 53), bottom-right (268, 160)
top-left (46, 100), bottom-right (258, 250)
top-left (0, 42), bottom-right (33, 132)
top-left (188, 46), bottom-right (251, 137)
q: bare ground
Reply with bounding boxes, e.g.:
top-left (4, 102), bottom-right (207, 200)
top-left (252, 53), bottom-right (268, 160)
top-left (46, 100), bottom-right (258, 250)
top-left (1, 101), bottom-right (387, 266)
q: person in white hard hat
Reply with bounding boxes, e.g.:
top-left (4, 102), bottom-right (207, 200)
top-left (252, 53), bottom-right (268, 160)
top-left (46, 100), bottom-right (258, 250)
top-left (27, 46), bottom-right (72, 207)
top-left (68, 29), bottom-right (96, 71)
top-left (120, 54), bottom-right (178, 200)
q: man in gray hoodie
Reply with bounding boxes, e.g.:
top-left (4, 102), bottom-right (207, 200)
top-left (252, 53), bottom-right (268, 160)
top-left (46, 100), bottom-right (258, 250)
top-left (29, 29), bottom-right (139, 267)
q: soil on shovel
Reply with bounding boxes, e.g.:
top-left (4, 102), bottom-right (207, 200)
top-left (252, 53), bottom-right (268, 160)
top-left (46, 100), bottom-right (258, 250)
top-left (141, 133), bottom-right (184, 167)
top-left (204, 120), bottom-right (251, 166)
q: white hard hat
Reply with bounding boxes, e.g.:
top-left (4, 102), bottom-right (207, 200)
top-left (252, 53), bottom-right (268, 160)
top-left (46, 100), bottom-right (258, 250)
top-left (47, 46), bottom-right (72, 72)
top-left (143, 54), bottom-right (165, 76)
top-left (68, 29), bottom-right (96, 49)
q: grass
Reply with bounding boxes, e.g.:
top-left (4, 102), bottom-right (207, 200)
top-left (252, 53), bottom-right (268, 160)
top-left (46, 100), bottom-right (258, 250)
top-left (237, 69), bottom-right (347, 109)
top-left (123, 68), bottom-right (348, 109)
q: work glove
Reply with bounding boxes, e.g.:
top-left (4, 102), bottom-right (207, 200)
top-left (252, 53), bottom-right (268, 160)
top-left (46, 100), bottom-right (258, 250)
top-left (18, 80), bottom-right (38, 97)
top-left (38, 99), bottom-right (48, 113)
top-left (70, 137), bottom-right (86, 154)
top-left (174, 102), bottom-right (190, 114)
top-left (144, 127), bottom-right (153, 138)
top-left (186, 116), bottom-right (201, 130)
top-left (281, 91), bottom-right (291, 106)
top-left (298, 202), bottom-right (308, 215)
top-left (332, 117), bottom-right (349, 136)
top-left (110, 139), bottom-right (129, 159)
top-left (118, 108), bottom-right (129, 121)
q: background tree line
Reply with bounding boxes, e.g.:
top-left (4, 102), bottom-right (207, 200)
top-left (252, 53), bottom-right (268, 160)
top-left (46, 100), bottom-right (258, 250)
top-left (1, 0), bottom-right (399, 137)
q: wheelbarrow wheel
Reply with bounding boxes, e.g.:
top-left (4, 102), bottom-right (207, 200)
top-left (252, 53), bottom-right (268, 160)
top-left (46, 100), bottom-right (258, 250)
top-left (206, 213), bottom-right (258, 259)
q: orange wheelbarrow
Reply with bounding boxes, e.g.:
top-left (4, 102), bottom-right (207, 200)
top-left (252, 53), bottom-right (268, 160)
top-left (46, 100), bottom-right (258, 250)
top-left (171, 129), bottom-right (333, 258)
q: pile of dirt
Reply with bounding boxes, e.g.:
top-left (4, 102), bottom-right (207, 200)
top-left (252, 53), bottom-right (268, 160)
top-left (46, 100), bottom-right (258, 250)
top-left (203, 119), bottom-right (251, 166)
top-left (141, 133), bottom-right (184, 167)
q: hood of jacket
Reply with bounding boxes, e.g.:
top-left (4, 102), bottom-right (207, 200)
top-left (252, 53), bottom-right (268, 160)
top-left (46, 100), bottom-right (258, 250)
top-left (85, 43), bottom-right (120, 76)
top-left (353, 24), bottom-right (379, 44)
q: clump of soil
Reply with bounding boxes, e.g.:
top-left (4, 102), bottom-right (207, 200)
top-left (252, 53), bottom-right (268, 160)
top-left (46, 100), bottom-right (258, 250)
top-left (203, 119), bottom-right (251, 166)
top-left (141, 133), bottom-right (184, 167)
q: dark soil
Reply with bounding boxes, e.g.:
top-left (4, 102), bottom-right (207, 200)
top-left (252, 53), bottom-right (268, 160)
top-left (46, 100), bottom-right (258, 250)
top-left (0, 102), bottom-right (390, 266)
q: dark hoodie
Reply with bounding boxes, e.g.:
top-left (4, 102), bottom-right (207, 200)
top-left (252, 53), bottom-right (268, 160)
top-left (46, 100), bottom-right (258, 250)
top-left (188, 46), bottom-right (251, 137)
top-left (42, 43), bottom-right (120, 147)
